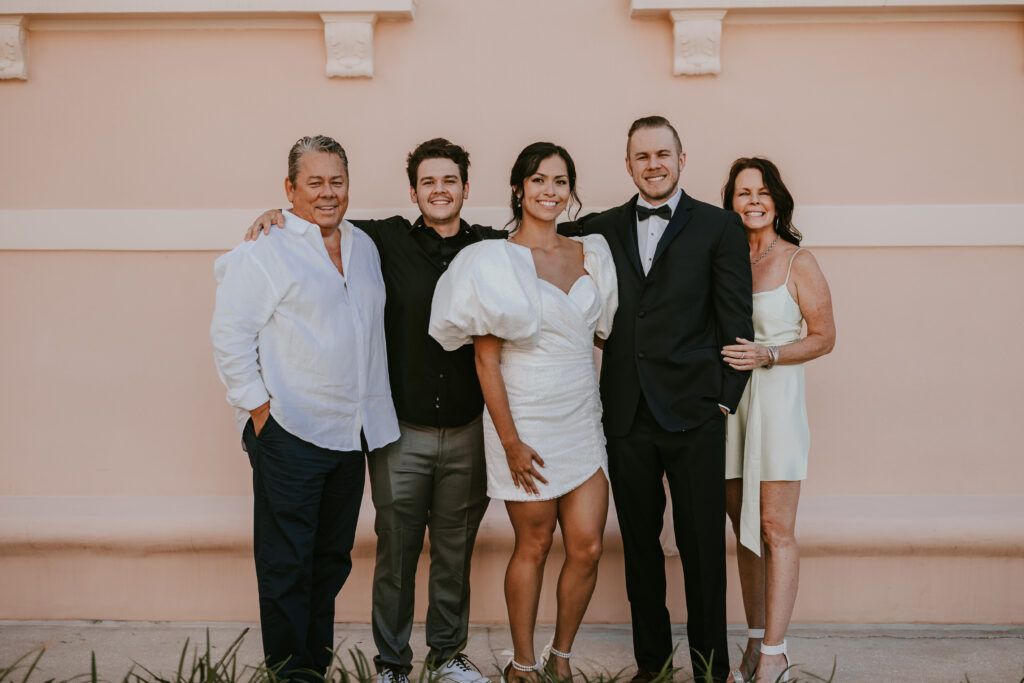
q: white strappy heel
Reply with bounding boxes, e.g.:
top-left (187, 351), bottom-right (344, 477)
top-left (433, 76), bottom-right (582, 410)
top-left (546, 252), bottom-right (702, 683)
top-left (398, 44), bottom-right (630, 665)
top-left (540, 639), bottom-right (572, 679)
top-left (731, 629), bottom-right (764, 683)
top-left (759, 640), bottom-right (790, 683)
top-left (502, 658), bottom-right (539, 683)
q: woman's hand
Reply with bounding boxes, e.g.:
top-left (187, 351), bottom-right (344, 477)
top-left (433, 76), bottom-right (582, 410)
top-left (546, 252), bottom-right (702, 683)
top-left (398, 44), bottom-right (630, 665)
top-left (722, 337), bottom-right (770, 371)
top-left (504, 439), bottom-right (548, 495)
top-left (244, 209), bottom-right (286, 241)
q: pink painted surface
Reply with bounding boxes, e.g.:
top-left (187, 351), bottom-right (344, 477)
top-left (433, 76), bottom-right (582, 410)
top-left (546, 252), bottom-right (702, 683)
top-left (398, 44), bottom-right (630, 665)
top-left (0, 0), bottom-right (1022, 622)
top-left (1, 248), bottom-right (1019, 497)
top-left (1, 14), bottom-right (1022, 210)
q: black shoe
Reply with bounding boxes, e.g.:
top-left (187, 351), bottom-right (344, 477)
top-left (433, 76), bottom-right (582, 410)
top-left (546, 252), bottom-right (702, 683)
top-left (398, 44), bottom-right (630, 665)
top-left (630, 667), bottom-right (658, 683)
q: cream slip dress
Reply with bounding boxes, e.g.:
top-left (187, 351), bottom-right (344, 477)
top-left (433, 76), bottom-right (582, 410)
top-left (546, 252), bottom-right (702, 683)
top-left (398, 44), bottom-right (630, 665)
top-left (428, 235), bottom-right (618, 502)
top-left (726, 247), bottom-right (810, 555)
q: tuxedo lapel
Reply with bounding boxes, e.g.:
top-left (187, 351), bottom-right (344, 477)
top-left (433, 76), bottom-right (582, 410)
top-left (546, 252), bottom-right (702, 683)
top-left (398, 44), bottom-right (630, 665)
top-left (651, 191), bottom-right (694, 269)
top-left (615, 197), bottom-right (644, 278)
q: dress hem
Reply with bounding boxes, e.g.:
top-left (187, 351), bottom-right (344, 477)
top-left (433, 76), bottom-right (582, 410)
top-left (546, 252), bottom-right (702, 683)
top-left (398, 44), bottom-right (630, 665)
top-left (489, 464), bottom-right (607, 503)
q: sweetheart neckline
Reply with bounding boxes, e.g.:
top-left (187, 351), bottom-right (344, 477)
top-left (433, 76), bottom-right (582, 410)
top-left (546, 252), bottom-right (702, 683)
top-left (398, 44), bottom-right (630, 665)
top-left (506, 240), bottom-right (590, 296)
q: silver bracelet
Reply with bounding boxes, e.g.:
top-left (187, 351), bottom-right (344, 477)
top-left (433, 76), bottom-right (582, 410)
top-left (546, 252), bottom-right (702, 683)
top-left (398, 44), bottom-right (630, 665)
top-left (765, 345), bottom-right (779, 369)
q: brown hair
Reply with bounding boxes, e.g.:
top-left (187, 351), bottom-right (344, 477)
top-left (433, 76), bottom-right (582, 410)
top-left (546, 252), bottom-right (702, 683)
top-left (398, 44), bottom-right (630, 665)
top-left (722, 157), bottom-right (802, 246)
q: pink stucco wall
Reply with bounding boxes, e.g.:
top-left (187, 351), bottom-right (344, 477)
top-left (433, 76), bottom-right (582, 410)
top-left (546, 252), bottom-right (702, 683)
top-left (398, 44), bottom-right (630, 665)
top-left (1, 0), bottom-right (1022, 623)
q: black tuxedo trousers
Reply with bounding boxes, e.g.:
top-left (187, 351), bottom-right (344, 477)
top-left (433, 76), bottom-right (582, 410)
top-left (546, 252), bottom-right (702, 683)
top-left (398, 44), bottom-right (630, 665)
top-left (608, 400), bottom-right (730, 680)
top-left (568, 193), bottom-right (752, 682)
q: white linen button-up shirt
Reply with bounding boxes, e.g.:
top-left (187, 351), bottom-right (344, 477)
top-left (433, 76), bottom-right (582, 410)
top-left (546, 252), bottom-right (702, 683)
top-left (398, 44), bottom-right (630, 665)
top-left (636, 188), bottom-right (683, 275)
top-left (211, 210), bottom-right (399, 452)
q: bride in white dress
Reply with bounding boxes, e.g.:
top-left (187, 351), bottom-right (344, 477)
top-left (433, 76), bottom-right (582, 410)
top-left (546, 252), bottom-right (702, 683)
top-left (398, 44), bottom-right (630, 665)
top-left (429, 142), bottom-right (617, 682)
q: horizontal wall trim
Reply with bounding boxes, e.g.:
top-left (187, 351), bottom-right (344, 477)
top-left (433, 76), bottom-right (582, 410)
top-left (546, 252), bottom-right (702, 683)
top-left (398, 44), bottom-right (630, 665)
top-left (28, 15), bottom-right (325, 31)
top-left (0, 0), bottom-right (416, 14)
top-left (723, 8), bottom-right (1024, 22)
top-left (0, 205), bottom-right (1020, 251)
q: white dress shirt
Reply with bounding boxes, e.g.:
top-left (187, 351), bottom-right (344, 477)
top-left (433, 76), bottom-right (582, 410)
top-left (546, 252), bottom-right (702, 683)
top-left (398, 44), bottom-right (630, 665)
top-left (636, 188), bottom-right (683, 275)
top-left (211, 210), bottom-right (399, 452)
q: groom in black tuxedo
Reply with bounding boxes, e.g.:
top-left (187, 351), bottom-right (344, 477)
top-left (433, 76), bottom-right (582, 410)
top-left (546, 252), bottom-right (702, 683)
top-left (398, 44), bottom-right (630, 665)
top-left (566, 116), bottom-right (753, 682)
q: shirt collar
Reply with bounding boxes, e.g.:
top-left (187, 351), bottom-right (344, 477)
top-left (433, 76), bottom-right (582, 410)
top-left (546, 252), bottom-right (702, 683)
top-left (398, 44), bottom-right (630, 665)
top-left (636, 188), bottom-right (683, 214)
top-left (412, 215), bottom-right (471, 238)
top-left (283, 209), bottom-right (352, 239)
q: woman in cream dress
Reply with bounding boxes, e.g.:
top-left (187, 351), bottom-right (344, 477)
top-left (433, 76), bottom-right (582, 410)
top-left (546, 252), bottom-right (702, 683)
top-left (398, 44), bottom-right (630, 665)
top-left (429, 143), bottom-right (617, 682)
top-left (720, 158), bottom-right (836, 683)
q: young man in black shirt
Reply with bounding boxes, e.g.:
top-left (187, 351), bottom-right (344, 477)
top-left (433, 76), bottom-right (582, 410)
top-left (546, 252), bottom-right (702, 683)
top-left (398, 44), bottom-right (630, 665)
top-left (246, 139), bottom-right (504, 683)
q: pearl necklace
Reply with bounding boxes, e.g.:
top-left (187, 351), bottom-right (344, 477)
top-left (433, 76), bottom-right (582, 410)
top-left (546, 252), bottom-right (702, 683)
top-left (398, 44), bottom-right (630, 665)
top-left (750, 234), bottom-right (780, 266)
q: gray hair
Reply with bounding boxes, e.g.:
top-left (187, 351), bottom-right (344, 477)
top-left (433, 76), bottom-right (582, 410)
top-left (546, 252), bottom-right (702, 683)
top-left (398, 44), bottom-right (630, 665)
top-left (287, 135), bottom-right (349, 185)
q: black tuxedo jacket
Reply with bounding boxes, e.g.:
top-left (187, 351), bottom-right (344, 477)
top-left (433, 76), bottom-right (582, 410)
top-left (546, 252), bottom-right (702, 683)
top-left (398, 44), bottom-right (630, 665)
top-left (566, 192), bottom-right (754, 437)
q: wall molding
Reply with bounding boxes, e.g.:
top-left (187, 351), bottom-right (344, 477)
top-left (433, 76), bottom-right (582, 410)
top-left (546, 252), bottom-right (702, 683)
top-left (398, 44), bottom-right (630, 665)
top-left (0, 14), bottom-right (27, 80)
top-left (631, 0), bottom-right (1024, 76)
top-left (0, 205), bottom-right (1020, 251)
top-left (0, 1), bottom-right (414, 80)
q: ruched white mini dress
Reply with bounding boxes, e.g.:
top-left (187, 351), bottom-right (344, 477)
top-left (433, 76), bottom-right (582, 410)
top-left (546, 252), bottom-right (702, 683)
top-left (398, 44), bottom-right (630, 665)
top-left (428, 235), bottom-right (618, 502)
top-left (726, 248), bottom-right (810, 554)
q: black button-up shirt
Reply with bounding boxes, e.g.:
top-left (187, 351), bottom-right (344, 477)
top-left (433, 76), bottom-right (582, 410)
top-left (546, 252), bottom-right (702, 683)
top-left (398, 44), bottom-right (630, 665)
top-left (352, 215), bottom-right (507, 428)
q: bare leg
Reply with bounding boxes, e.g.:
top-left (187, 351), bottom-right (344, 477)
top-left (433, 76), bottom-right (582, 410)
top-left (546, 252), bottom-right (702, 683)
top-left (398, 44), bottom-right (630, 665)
top-left (549, 470), bottom-right (609, 678)
top-left (755, 481), bottom-right (800, 683)
top-left (505, 498), bottom-right (558, 680)
top-left (725, 479), bottom-right (764, 680)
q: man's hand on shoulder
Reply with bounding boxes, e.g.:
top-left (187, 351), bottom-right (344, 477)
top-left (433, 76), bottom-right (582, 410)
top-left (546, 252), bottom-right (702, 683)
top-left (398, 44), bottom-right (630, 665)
top-left (244, 210), bottom-right (286, 241)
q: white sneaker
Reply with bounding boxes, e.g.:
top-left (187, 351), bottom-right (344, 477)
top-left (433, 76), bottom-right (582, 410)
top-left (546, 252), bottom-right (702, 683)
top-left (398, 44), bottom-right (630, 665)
top-left (434, 654), bottom-right (490, 683)
top-left (378, 668), bottom-right (411, 683)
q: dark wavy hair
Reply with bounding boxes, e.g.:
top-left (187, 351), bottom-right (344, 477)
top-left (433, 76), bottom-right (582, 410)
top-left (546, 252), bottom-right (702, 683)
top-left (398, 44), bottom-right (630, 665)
top-left (405, 137), bottom-right (470, 187)
top-left (722, 157), bottom-right (802, 246)
top-left (506, 142), bottom-right (581, 231)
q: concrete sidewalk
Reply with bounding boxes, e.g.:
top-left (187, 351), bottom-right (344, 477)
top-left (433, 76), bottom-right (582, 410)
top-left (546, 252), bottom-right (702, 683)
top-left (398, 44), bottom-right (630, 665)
top-left (1, 621), bottom-right (1022, 682)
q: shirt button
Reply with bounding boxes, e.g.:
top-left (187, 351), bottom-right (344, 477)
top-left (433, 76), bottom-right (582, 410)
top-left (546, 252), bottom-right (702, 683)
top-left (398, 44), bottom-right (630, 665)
top-left (637, 352), bottom-right (646, 359)
top-left (439, 372), bottom-right (445, 379)
top-left (637, 310), bottom-right (646, 318)
top-left (442, 260), bottom-right (449, 267)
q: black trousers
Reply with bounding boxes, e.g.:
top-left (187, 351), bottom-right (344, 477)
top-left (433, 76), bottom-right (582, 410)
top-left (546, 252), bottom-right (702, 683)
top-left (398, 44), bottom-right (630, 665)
top-left (606, 399), bottom-right (730, 682)
top-left (243, 415), bottom-right (365, 681)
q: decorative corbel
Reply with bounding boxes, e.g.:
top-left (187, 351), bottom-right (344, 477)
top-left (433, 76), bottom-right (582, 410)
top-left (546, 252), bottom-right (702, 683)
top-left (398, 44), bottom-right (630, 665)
top-left (0, 15), bottom-right (28, 80)
top-left (670, 9), bottom-right (726, 76)
top-left (321, 12), bottom-right (376, 79)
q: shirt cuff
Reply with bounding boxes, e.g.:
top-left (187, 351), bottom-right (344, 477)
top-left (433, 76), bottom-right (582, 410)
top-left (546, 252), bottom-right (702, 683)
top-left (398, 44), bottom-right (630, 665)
top-left (228, 380), bottom-right (271, 412)
top-left (718, 403), bottom-right (732, 415)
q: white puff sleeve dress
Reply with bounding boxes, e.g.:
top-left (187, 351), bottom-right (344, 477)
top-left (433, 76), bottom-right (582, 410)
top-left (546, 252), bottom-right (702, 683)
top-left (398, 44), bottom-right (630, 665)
top-left (429, 235), bottom-right (618, 501)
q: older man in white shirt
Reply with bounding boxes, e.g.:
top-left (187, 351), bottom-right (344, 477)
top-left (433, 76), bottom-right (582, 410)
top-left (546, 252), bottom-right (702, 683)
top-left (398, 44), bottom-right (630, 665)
top-left (211, 135), bottom-right (399, 681)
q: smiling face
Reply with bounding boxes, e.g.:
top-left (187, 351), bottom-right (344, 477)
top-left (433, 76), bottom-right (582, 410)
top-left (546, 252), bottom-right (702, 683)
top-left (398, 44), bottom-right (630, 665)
top-left (626, 126), bottom-right (685, 204)
top-left (285, 150), bottom-right (348, 230)
top-left (518, 154), bottom-right (570, 223)
top-left (410, 157), bottom-right (467, 226)
top-left (731, 167), bottom-right (776, 232)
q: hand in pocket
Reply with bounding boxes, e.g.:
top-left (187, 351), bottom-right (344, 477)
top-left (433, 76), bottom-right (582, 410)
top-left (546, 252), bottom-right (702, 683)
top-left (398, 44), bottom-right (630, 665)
top-left (251, 402), bottom-right (271, 436)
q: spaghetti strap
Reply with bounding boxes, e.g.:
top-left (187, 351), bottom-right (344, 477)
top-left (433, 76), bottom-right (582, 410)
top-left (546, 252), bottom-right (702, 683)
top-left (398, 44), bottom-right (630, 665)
top-left (784, 247), bottom-right (804, 285)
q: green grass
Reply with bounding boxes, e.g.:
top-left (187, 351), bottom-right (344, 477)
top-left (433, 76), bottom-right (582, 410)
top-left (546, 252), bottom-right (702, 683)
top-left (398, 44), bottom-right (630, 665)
top-left (0, 629), bottom-right (844, 683)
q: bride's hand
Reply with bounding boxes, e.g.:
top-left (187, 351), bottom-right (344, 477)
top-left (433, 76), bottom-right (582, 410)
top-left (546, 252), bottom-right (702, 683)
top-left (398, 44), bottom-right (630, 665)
top-left (504, 440), bottom-right (547, 496)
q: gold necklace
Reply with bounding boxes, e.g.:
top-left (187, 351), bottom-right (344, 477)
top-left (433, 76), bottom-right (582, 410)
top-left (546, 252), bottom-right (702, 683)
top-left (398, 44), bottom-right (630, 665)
top-left (750, 234), bottom-right (780, 266)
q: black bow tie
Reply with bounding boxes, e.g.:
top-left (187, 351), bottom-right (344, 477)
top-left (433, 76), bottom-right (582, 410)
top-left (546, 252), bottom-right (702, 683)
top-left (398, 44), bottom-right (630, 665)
top-left (636, 204), bottom-right (672, 221)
